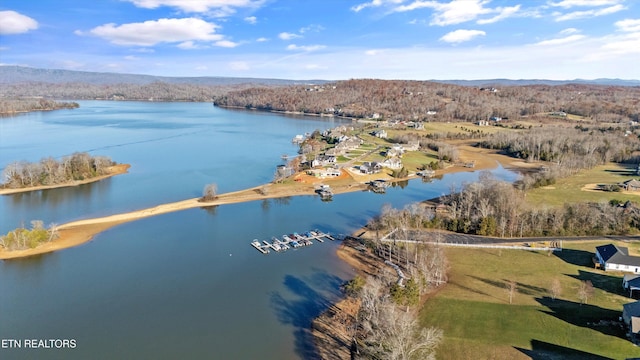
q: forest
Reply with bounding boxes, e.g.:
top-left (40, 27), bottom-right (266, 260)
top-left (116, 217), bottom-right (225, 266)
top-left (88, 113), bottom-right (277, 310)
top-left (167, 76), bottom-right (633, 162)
top-left (0, 81), bottom-right (248, 103)
top-left (213, 79), bottom-right (640, 123)
top-left (1, 152), bottom-right (116, 189)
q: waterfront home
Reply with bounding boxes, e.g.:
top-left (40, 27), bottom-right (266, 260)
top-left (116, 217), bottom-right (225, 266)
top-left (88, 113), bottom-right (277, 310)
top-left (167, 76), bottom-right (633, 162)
top-left (360, 162), bottom-right (382, 175)
top-left (381, 157), bottom-right (403, 169)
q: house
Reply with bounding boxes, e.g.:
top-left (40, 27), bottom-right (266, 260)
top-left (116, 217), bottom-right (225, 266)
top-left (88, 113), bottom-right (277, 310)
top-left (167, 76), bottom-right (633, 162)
top-left (381, 157), bottom-right (403, 169)
top-left (360, 162), bottom-right (382, 174)
top-left (404, 141), bottom-right (420, 151)
top-left (386, 144), bottom-right (405, 158)
top-left (623, 274), bottom-right (640, 297)
top-left (623, 301), bottom-right (640, 343)
top-left (311, 155), bottom-right (336, 168)
top-left (372, 130), bottom-right (388, 139)
top-left (621, 179), bottom-right (640, 191)
top-left (595, 244), bottom-right (640, 273)
top-left (476, 120), bottom-right (489, 126)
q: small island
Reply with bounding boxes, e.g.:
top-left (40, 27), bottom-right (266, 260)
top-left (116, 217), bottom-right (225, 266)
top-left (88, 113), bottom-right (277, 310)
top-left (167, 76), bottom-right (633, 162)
top-left (0, 152), bottom-right (129, 195)
top-left (0, 98), bottom-right (79, 114)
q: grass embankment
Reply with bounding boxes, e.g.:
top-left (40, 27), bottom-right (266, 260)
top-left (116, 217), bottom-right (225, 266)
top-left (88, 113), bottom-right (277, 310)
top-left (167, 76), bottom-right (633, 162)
top-left (419, 241), bottom-right (640, 359)
top-left (527, 163), bottom-right (640, 207)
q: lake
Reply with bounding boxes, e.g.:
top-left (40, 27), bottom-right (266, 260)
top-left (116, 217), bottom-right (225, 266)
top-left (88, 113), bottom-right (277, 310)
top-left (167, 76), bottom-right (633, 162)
top-left (0, 101), bottom-right (516, 359)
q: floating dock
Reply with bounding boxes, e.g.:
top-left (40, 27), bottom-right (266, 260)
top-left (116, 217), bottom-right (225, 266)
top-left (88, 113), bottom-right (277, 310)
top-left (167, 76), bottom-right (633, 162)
top-left (251, 240), bottom-right (270, 254)
top-left (250, 230), bottom-right (335, 254)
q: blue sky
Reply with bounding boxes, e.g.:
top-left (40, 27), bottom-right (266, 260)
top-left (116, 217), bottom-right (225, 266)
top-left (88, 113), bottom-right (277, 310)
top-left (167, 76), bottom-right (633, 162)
top-left (1, 0), bottom-right (638, 80)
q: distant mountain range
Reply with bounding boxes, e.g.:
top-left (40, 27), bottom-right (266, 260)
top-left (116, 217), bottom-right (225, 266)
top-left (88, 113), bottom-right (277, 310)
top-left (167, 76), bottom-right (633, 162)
top-left (1, 65), bottom-right (638, 87)
top-left (0, 66), bottom-right (324, 86)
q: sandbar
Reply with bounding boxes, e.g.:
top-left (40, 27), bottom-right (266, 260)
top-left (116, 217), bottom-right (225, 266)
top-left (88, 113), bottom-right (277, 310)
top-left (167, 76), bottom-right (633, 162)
top-left (0, 148), bottom-right (528, 260)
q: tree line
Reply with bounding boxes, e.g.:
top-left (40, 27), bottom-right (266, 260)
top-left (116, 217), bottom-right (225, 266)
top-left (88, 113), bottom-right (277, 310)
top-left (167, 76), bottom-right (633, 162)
top-left (0, 99), bottom-right (79, 114)
top-left (213, 79), bottom-right (640, 123)
top-left (373, 172), bottom-right (640, 238)
top-left (2, 152), bottom-right (116, 189)
top-left (0, 82), bottom-right (265, 102)
top-left (479, 126), bottom-right (640, 190)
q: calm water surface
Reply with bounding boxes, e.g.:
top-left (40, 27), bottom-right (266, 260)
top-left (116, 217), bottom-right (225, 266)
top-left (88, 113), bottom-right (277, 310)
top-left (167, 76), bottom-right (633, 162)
top-left (0, 102), bottom-right (516, 359)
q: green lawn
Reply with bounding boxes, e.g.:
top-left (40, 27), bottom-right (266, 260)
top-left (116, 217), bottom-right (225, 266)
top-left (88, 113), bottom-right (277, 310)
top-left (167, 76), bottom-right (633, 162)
top-left (526, 163), bottom-right (640, 207)
top-left (419, 241), bottom-right (640, 359)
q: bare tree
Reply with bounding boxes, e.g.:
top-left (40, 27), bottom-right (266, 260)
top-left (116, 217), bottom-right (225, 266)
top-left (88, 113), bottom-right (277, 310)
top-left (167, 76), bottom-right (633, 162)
top-left (577, 280), bottom-right (595, 304)
top-left (201, 183), bottom-right (218, 202)
top-left (550, 278), bottom-right (562, 301)
top-left (507, 280), bottom-right (517, 304)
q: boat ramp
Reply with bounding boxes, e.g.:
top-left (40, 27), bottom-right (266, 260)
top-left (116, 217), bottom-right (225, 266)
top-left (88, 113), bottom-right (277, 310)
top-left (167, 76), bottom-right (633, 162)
top-left (250, 230), bottom-right (335, 254)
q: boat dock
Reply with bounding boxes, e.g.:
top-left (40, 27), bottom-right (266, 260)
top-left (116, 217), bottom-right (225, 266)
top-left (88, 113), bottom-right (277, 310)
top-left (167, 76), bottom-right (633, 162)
top-left (250, 230), bottom-right (336, 254)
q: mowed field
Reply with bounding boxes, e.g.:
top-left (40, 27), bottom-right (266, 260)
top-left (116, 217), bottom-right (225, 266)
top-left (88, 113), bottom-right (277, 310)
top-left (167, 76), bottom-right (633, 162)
top-left (419, 241), bottom-right (640, 359)
top-left (526, 163), bottom-right (640, 207)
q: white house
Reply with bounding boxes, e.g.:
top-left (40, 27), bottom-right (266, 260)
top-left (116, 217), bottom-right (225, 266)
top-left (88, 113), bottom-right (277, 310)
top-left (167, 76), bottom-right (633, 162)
top-left (381, 157), bottom-right (403, 169)
top-left (595, 244), bottom-right (640, 273)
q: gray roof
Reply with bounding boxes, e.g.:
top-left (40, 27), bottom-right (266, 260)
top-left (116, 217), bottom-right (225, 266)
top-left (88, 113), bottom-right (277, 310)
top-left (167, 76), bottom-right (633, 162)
top-left (596, 244), bottom-right (640, 267)
top-left (623, 301), bottom-right (640, 323)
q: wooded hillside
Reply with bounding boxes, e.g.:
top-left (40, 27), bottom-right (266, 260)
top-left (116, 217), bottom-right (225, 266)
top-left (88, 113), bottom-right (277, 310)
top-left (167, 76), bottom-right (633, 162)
top-left (214, 79), bottom-right (640, 123)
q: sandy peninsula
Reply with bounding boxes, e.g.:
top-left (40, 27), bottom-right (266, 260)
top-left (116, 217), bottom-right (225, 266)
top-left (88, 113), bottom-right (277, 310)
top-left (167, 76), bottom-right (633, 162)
top-left (0, 147), bottom-right (528, 260)
top-left (0, 164), bottom-right (131, 196)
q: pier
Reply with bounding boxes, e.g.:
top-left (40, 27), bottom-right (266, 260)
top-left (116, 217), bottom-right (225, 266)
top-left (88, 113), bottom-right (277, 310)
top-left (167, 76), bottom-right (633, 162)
top-left (249, 230), bottom-right (336, 254)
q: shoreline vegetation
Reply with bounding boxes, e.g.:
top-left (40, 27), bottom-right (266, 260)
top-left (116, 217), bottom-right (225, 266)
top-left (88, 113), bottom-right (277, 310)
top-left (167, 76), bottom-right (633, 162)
top-left (0, 99), bottom-right (79, 115)
top-left (0, 145), bottom-right (521, 260)
top-left (0, 164), bottom-right (130, 195)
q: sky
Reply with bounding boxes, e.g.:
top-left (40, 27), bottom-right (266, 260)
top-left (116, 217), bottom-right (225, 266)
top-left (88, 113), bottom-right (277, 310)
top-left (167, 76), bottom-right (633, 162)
top-left (0, 0), bottom-right (639, 80)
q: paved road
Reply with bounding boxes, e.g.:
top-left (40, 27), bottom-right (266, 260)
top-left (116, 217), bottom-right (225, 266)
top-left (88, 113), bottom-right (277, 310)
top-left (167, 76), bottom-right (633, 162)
top-left (380, 229), bottom-right (640, 245)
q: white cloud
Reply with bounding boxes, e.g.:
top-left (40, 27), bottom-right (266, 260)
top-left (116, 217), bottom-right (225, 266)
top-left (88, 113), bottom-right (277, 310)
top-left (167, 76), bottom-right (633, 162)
top-left (124, 55), bottom-right (139, 60)
top-left (351, 0), bottom-right (404, 12)
top-left (0, 10), bottom-right (38, 35)
top-left (549, 0), bottom-right (623, 8)
top-left (365, 49), bottom-right (385, 55)
top-left (615, 18), bottom-right (640, 32)
top-left (394, 0), bottom-right (493, 26)
top-left (124, 0), bottom-right (265, 14)
top-left (256, 37), bottom-right (269, 42)
top-left (440, 29), bottom-right (486, 43)
top-left (554, 4), bottom-right (625, 21)
top-left (559, 27), bottom-right (580, 34)
top-left (601, 33), bottom-right (640, 55)
top-left (300, 25), bottom-right (324, 33)
top-left (81, 18), bottom-right (222, 47)
top-left (286, 44), bottom-right (326, 52)
top-left (477, 5), bottom-right (520, 24)
top-left (244, 16), bottom-right (257, 24)
top-left (177, 41), bottom-right (205, 49)
top-left (279, 32), bottom-right (301, 40)
top-left (535, 34), bottom-right (586, 45)
top-left (215, 40), bottom-right (239, 48)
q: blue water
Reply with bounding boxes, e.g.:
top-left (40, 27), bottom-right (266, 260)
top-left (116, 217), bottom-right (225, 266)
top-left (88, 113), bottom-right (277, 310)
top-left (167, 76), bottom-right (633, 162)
top-left (0, 102), bottom-right (517, 359)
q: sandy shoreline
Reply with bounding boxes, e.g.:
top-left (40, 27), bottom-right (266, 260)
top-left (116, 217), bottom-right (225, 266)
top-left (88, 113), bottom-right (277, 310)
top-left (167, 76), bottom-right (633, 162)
top-left (0, 164), bottom-right (131, 195)
top-left (0, 147), bottom-right (528, 260)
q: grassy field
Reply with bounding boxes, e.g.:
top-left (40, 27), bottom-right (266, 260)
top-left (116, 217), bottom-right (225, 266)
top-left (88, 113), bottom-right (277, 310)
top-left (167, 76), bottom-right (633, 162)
top-left (419, 241), bottom-right (640, 359)
top-left (526, 163), bottom-right (640, 207)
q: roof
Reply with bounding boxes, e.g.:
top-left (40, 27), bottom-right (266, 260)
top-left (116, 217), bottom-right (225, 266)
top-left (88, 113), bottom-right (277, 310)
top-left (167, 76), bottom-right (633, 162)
top-left (623, 301), bottom-right (640, 323)
top-left (626, 276), bottom-right (640, 290)
top-left (595, 244), bottom-right (640, 267)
